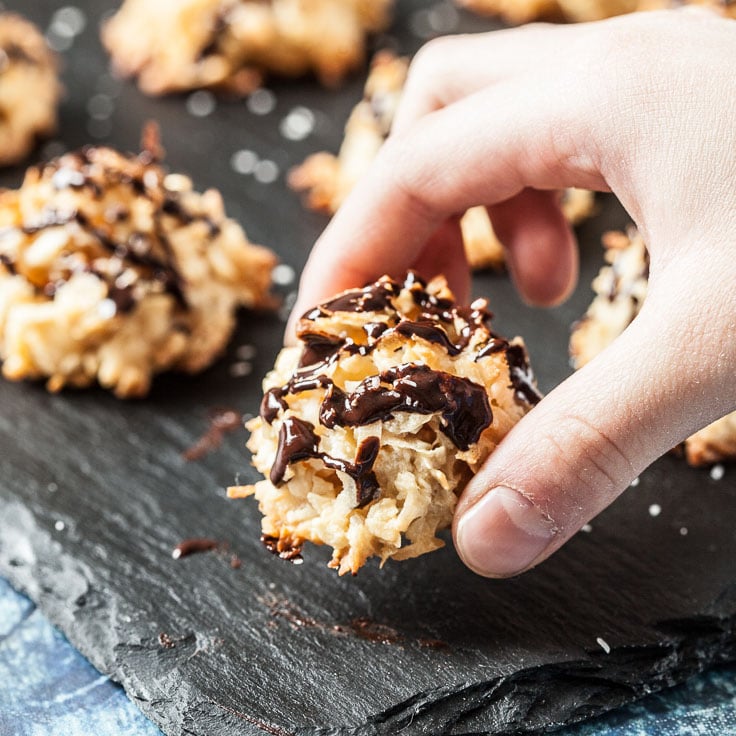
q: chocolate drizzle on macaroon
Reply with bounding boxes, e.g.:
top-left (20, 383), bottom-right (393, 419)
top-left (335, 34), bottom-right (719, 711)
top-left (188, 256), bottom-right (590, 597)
top-left (506, 344), bottom-right (542, 405)
top-left (270, 417), bottom-right (381, 506)
top-left (261, 272), bottom-right (542, 505)
top-left (0, 124), bottom-right (226, 315)
top-left (296, 272), bottom-right (509, 370)
top-left (319, 364), bottom-right (491, 451)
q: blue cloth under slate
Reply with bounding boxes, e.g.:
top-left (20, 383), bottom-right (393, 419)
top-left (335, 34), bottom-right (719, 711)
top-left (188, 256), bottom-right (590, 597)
top-left (1, 577), bottom-right (735, 736)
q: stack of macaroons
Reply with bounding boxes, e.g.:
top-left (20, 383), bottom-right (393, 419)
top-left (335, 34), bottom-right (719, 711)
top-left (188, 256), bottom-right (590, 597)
top-left (235, 272), bottom-right (542, 574)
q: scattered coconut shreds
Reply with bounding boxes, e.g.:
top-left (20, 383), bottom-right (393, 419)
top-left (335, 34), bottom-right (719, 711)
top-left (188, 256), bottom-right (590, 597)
top-left (581, 524), bottom-right (593, 534)
top-left (630, 477), bottom-right (640, 487)
top-left (231, 149), bottom-right (258, 175)
top-left (648, 504), bottom-right (662, 518)
top-left (596, 637), bottom-right (611, 654)
top-left (186, 90), bottom-right (216, 118)
top-left (253, 159), bottom-right (279, 184)
top-left (229, 362), bottom-right (253, 378)
top-left (247, 88), bottom-right (276, 116)
top-left (50, 6), bottom-right (87, 38)
top-left (710, 464), bottom-right (725, 481)
top-left (271, 264), bottom-right (295, 286)
top-left (280, 107), bottom-right (315, 141)
top-left (236, 344), bottom-right (257, 361)
top-left (54, 520), bottom-right (66, 531)
top-left (87, 93), bottom-right (114, 120)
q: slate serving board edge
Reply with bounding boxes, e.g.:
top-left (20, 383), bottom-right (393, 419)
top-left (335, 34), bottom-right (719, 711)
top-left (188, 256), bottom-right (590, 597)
top-left (1, 499), bottom-right (735, 736)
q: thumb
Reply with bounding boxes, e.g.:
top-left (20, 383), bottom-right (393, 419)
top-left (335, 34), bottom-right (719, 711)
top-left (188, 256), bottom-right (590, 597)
top-left (452, 275), bottom-right (735, 578)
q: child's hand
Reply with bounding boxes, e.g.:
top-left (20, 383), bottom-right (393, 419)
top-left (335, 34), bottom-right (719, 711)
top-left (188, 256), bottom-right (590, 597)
top-left (289, 8), bottom-right (736, 577)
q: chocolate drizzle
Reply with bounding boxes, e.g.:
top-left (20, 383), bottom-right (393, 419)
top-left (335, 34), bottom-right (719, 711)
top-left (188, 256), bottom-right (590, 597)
top-left (270, 417), bottom-right (320, 485)
top-left (297, 333), bottom-right (345, 369)
top-left (475, 337), bottom-right (510, 360)
top-left (270, 417), bottom-right (381, 506)
top-left (261, 374), bottom-right (331, 424)
top-left (319, 279), bottom-right (399, 315)
top-left (0, 253), bottom-right (16, 276)
top-left (506, 344), bottom-right (542, 405)
top-left (395, 319), bottom-right (463, 355)
top-left (262, 272), bottom-right (540, 505)
top-left (320, 364), bottom-right (491, 450)
top-left (0, 140), bottom-right (230, 314)
top-left (295, 273), bottom-right (506, 370)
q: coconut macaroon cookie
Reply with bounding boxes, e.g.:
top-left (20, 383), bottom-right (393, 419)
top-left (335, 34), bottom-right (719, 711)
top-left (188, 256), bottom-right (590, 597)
top-left (0, 14), bottom-right (61, 167)
top-left (0, 130), bottom-right (276, 397)
top-left (456, 0), bottom-right (735, 22)
top-left (289, 51), bottom-right (594, 271)
top-left (454, 0), bottom-right (635, 22)
top-left (570, 228), bottom-right (736, 467)
top-left (233, 272), bottom-right (541, 574)
top-left (102, 0), bottom-right (393, 96)
top-left (454, 0), bottom-right (562, 22)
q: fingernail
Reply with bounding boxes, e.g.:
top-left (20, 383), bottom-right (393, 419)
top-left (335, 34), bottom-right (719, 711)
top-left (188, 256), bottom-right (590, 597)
top-left (456, 486), bottom-right (557, 578)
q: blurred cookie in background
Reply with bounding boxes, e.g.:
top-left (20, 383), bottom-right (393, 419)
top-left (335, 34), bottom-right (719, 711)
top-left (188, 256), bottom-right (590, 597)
top-left (0, 13), bottom-right (61, 167)
top-left (0, 126), bottom-right (277, 398)
top-left (455, 0), bottom-right (733, 22)
top-left (102, 0), bottom-right (394, 96)
top-left (570, 227), bottom-right (736, 468)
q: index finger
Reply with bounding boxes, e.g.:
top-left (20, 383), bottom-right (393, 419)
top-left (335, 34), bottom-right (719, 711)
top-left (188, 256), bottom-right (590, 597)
top-left (288, 71), bottom-right (606, 329)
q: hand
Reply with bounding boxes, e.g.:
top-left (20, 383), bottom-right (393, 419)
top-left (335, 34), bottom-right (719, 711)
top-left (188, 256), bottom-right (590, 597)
top-left (289, 8), bottom-right (736, 577)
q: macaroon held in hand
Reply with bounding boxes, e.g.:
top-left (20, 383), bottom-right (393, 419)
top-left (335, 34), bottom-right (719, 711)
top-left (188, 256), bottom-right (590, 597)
top-left (288, 8), bottom-right (736, 578)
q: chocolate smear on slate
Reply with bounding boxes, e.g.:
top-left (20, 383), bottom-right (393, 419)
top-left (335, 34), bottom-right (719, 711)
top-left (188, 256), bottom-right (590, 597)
top-left (207, 700), bottom-right (295, 736)
top-left (172, 538), bottom-right (220, 559)
top-left (348, 617), bottom-right (404, 645)
top-left (182, 408), bottom-right (243, 461)
top-left (262, 595), bottom-right (449, 650)
top-left (172, 537), bottom-right (243, 570)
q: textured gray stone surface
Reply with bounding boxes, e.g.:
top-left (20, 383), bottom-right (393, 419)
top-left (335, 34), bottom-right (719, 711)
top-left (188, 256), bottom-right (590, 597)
top-left (1, 1), bottom-right (735, 735)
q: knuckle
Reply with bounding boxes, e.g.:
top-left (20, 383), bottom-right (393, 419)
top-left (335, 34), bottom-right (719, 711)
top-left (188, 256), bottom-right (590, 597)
top-left (534, 412), bottom-right (637, 519)
top-left (404, 36), bottom-right (460, 98)
top-left (410, 36), bottom-right (456, 78)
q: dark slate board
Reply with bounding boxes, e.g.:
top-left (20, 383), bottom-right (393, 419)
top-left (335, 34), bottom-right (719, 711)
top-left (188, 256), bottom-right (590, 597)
top-left (1, 1), bottom-right (735, 735)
